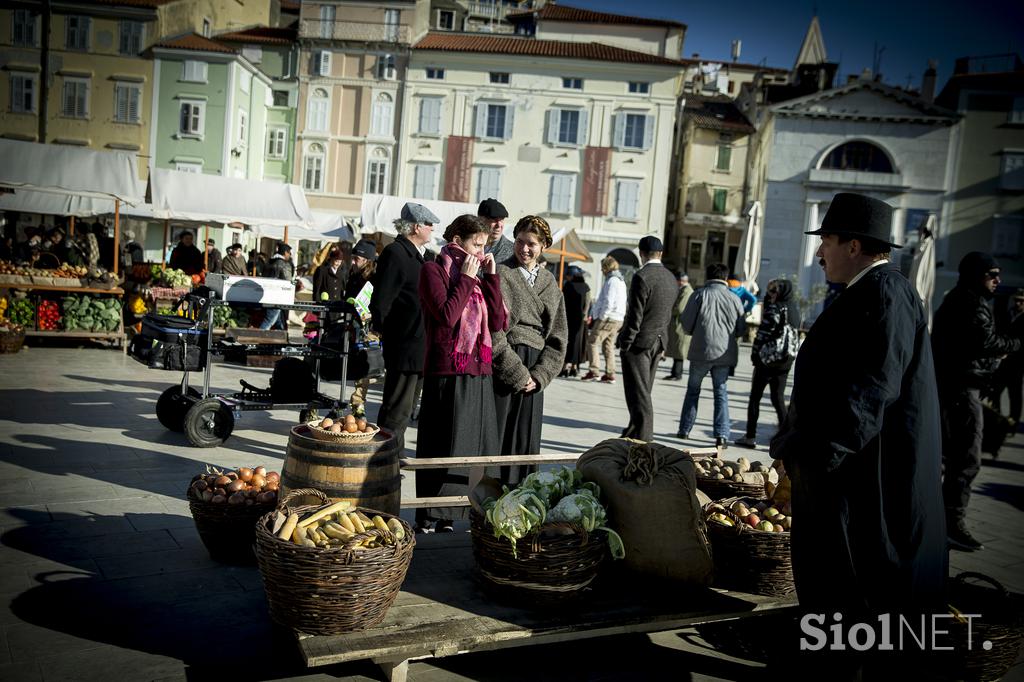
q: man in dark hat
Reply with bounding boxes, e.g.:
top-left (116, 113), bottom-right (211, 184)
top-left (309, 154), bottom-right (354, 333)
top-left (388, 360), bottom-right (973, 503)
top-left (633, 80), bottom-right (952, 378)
top-left (169, 230), bottom-right (204, 275)
top-left (770, 192), bottom-right (947, 622)
top-left (933, 252), bottom-right (1021, 550)
top-left (221, 243), bottom-right (248, 276)
top-left (205, 238), bottom-right (222, 274)
top-left (370, 202), bottom-right (439, 454)
top-left (479, 198), bottom-right (513, 264)
top-left (615, 235), bottom-right (677, 441)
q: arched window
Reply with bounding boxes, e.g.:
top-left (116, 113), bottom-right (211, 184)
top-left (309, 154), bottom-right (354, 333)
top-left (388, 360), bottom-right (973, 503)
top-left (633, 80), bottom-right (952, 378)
top-left (307, 88), bottom-right (329, 132)
top-left (366, 147), bottom-right (389, 194)
top-left (303, 142), bottom-right (325, 192)
top-left (820, 141), bottom-right (894, 173)
top-left (607, 248), bottom-right (641, 287)
top-left (371, 92), bottom-right (394, 137)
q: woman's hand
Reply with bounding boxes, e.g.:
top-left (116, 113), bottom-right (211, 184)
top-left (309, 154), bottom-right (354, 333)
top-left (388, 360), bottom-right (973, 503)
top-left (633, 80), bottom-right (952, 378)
top-left (482, 253), bottom-right (496, 275)
top-left (461, 255), bottom-right (480, 278)
top-left (522, 377), bottom-right (537, 393)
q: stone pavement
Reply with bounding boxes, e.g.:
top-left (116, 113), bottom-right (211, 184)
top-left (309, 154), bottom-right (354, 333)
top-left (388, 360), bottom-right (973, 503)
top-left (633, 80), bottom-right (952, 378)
top-left (0, 342), bottom-right (1021, 681)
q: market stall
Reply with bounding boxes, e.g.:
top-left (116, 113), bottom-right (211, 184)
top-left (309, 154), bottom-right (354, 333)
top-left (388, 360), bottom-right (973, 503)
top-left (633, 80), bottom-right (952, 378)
top-left (0, 140), bottom-right (145, 349)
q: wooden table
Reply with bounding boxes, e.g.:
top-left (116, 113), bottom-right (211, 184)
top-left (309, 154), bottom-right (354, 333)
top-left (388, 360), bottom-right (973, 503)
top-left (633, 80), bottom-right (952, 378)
top-left (293, 531), bottom-right (797, 681)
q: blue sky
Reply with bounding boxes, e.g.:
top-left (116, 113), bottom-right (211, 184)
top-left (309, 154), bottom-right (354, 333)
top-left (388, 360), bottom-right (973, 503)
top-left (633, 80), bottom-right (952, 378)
top-left (568, 0), bottom-right (1024, 92)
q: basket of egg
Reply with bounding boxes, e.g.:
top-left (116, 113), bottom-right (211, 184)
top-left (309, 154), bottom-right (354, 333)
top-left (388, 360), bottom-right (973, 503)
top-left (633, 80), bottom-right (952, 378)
top-left (306, 410), bottom-right (380, 444)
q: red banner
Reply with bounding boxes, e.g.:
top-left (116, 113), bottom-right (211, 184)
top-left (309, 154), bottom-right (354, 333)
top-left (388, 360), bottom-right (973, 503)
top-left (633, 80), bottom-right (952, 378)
top-left (581, 146), bottom-right (611, 216)
top-left (444, 136), bottom-right (474, 202)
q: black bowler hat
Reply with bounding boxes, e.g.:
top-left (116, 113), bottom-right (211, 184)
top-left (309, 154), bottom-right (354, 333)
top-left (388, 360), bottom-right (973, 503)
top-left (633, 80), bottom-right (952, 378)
top-left (478, 198), bottom-right (508, 219)
top-left (806, 193), bottom-right (901, 248)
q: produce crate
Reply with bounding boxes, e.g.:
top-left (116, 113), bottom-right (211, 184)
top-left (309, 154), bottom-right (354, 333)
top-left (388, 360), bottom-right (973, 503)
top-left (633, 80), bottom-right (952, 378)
top-left (704, 497), bottom-right (794, 597)
top-left (254, 488), bottom-right (415, 635)
top-left (469, 509), bottom-right (608, 605)
top-left (0, 328), bottom-right (25, 354)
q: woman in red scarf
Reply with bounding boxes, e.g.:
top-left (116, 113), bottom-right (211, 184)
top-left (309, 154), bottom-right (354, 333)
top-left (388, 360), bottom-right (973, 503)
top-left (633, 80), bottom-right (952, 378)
top-left (415, 215), bottom-right (508, 532)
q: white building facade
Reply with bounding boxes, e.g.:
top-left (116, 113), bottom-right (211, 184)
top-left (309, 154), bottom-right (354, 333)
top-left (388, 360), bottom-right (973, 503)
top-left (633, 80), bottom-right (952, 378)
top-left (397, 33), bottom-right (682, 277)
top-left (757, 80), bottom-right (960, 311)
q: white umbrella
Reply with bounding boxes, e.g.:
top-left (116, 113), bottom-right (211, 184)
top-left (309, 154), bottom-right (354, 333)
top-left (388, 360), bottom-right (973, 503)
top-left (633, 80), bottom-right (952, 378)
top-left (737, 201), bottom-right (763, 294)
top-left (909, 214), bottom-right (936, 330)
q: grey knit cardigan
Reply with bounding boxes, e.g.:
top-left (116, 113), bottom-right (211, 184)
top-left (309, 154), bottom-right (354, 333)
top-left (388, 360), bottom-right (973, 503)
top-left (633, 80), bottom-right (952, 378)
top-left (491, 259), bottom-right (569, 391)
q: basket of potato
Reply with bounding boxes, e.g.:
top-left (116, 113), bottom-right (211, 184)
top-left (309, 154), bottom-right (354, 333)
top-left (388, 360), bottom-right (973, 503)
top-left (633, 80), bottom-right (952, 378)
top-left (306, 411), bottom-right (379, 444)
top-left (187, 465), bottom-right (281, 564)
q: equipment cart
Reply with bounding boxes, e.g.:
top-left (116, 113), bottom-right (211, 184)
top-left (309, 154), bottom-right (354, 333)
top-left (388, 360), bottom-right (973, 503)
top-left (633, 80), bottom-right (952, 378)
top-left (130, 292), bottom-right (354, 448)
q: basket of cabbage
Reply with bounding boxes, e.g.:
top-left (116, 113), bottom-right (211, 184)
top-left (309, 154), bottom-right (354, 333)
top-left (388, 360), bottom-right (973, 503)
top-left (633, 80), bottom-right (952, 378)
top-left (470, 466), bottom-right (624, 604)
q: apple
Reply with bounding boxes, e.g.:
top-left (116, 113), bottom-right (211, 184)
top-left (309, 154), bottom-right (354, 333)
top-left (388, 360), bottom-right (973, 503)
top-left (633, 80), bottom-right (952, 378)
top-left (756, 520), bottom-right (775, 532)
top-left (730, 501), bottom-right (749, 516)
top-left (744, 513), bottom-right (761, 527)
top-left (773, 524), bottom-right (785, 533)
top-left (763, 507), bottom-right (780, 518)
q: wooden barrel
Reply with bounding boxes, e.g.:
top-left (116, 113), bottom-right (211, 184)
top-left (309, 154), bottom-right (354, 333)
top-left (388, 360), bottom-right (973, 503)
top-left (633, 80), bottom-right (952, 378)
top-left (281, 425), bottom-right (401, 515)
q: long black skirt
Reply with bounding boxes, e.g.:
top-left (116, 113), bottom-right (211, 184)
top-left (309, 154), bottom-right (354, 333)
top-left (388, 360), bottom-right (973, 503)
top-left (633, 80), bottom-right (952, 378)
top-left (415, 373), bottom-right (500, 522)
top-left (493, 344), bottom-right (544, 486)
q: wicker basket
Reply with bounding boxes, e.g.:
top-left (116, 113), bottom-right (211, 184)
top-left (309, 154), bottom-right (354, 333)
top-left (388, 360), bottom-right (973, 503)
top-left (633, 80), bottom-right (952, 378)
top-left (254, 488), bottom-right (415, 635)
top-left (469, 509), bottom-right (608, 605)
top-left (696, 476), bottom-right (767, 501)
top-left (304, 420), bottom-right (380, 444)
top-left (187, 489), bottom-right (275, 565)
top-left (704, 496), bottom-right (793, 597)
top-left (696, 612), bottom-right (800, 663)
top-left (947, 572), bottom-right (1024, 682)
top-left (0, 329), bottom-right (26, 354)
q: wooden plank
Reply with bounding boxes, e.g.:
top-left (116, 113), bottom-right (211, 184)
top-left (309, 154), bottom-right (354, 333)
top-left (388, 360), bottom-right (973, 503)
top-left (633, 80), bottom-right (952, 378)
top-left (400, 495), bottom-right (468, 509)
top-left (400, 448), bottom-right (719, 471)
top-left (20, 285), bottom-right (125, 294)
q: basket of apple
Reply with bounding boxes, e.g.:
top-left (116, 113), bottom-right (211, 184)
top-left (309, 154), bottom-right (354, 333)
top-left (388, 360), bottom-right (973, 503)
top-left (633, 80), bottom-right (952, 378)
top-left (703, 496), bottom-right (794, 597)
top-left (306, 410), bottom-right (379, 444)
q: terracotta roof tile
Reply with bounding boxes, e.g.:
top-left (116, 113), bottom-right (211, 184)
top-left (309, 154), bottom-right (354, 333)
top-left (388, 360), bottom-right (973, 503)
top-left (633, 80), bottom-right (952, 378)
top-left (152, 33), bottom-right (237, 54)
top-left (683, 94), bottom-right (755, 133)
top-left (217, 26), bottom-right (296, 45)
top-left (507, 4), bottom-right (685, 29)
top-left (414, 33), bottom-right (684, 67)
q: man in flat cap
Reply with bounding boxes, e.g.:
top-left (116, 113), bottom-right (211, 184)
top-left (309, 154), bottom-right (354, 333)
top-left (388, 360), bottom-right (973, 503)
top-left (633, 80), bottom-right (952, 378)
top-left (615, 235), bottom-right (677, 441)
top-left (370, 202), bottom-right (439, 453)
top-left (479, 198), bottom-right (513, 264)
top-left (770, 193), bottom-right (946, 624)
top-left (933, 252), bottom-right (1021, 549)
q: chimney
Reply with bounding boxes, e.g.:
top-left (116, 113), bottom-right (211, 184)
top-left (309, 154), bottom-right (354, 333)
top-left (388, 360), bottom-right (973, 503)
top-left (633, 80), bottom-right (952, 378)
top-left (921, 60), bottom-right (937, 102)
top-left (731, 40), bottom-right (741, 62)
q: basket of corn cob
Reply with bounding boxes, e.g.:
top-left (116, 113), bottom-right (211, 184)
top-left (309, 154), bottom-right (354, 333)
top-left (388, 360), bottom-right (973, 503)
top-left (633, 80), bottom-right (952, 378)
top-left (254, 488), bottom-right (415, 634)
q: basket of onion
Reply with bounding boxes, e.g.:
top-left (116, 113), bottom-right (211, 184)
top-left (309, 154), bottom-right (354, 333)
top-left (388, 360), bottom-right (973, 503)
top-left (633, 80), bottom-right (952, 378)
top-left (187, 465), bottom-right (281, 565)
top-left (305, 411), bottom-right (379, 444)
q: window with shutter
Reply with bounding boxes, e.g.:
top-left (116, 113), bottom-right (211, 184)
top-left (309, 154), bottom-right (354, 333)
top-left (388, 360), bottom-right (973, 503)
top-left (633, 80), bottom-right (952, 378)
top-left (367, 152), bottom-right (389, 194)
top-left (303, 144), bottom-right (326, 191)
top-left (548, 173), bottom-right (575, 214)
top-left (622, 113), bottom-right (646, 149)
top-left (426, 67), bottom-right (444, 80)
top-left (319, 5), bottom-right (336, 39)
top-left (558, 109), bottom-right (580, 145)
top-left (114, 84), bottom-right (140, 123)
top-left (308, 89), bottom-right (329, 131)
top-left (376, 54), bottom-right (395, 80)
top-left (61, 78), bottom-right (89, 118)
top-left (712, 188), bottom-right (727, 213)
top-left (476, 168), bottom-right (502, 203)
top-left (183, 61), bottom-right (208, 83)
top-left (238, 110), bottom-right (247, 144)
top-left (119, 21), bottom-right (143, 55)
top-left (267, 128), bottom-right (287, 158)
top-left (13, 10), bottom-right (38, 46)
top-left (615, 180), bottom-right (640, 220)
top-left (483, 103), bottom-right (507, 139)
top-left (242, 46), bottom-right (262, 64)
top-left (179, 100), bottom-right (204, 134)
top-left (715, 145), bottom-right (732, 171)
top-left (413, 164), bottom-right (437, 200)
top-left (418, 97), bottom-right (441, 135)
top-left (10, 75), bottom-right (35, 113)
top-left (317, 51), bottom-right (332, 76)
top-left (65, 16), bottom-right (89, 51)
top-left (371, 93), bottom-right (394, 137)
top-left (384, 9), bottom-right (400, 42)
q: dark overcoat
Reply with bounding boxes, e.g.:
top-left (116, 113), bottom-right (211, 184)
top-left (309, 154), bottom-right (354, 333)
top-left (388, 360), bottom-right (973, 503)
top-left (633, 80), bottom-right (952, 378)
top-left (369, 235), bottom-right (425, 372)
top-left (770, 264), bottom-right (947, 614)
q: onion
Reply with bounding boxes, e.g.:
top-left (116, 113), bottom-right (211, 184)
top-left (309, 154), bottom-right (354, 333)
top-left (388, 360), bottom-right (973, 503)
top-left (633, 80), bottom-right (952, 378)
top-left (214, 487), bottom-right (227, 497)
top-left (191, 480), bottom-right (208, 492)
top-left (253, 466), bottom-right (267, 477)
top-left (265, 471), bottom-right (280, 484)
top-left (256, 491), bottom-right (275, 504)
top-left (211, 495), bottom-right (227, 504)
top-left (228, 492), bottom-right (245, 505)
top-left (226, 480), bottom-right (245, 494)
top-left (214, 475), bottom-right (231, 488)
top-left (237, 467), bottom-right (253, 482)
top-left (250, 474), bottom-right (266, 489)
top-left (264, 481), bottom-right (279, 492)
top-left (200, 489), bottom-right (214, 503)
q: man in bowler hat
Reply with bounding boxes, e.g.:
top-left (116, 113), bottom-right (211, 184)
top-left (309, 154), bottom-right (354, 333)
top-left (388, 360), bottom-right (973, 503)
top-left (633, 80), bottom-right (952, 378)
top-left (770, 193), bottom-right (947, 619)
top-left (616, 235), bottom-right (678, 441)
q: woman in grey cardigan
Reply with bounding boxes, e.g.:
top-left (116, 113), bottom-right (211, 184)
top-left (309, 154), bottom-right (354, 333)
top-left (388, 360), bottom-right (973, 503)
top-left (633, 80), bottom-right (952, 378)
top-left (492, 216), bottom-right (569, 484)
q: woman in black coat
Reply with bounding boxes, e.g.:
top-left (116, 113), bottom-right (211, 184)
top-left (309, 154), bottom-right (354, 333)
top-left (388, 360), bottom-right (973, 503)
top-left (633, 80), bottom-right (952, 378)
top-left (736, 279), bottom-right (800, 448)
top-left (559, 266), bottom-right (590, 377)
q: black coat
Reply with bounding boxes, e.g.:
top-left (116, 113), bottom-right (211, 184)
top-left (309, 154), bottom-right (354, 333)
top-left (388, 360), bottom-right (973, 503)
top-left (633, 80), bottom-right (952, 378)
top-left (770, 264), bottom-right (947, 614)
top-left (616, 262), bottom-right (678, 351)
top-left (561, 280), bottom-right (589, 365)
top-left (313, 263), bottom-right (347, 303)
top-left (369, 235), bottom-right (425, 372)
top-left (169, 243), bottom-right (203, 275)
top-left (932, 284), bottom-right (1022, 391)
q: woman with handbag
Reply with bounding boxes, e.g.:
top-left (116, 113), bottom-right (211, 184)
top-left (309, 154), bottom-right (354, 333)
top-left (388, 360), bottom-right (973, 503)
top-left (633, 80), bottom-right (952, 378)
top-left (415, 215), bottom-right (508, 532)
top-left (736, 279), bottom-right (801, 448)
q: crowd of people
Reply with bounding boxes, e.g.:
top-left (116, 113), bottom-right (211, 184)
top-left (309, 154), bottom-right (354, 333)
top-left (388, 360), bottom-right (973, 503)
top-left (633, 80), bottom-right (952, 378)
top-left (1, 220), bottom-right (145, 272)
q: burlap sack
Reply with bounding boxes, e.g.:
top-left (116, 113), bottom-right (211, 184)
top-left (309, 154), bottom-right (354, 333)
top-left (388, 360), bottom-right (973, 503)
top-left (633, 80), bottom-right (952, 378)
top-left (578, 438), bottom-right (713, 584)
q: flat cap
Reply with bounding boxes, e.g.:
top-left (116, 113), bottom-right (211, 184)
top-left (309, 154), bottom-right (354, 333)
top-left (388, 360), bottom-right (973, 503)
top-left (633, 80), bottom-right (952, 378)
top-left (478, 198), bottom-right (508, 219)
top-left (401, 202), bottom-right (440, 225)
top-left (638, 235), bottom-right (664, 252)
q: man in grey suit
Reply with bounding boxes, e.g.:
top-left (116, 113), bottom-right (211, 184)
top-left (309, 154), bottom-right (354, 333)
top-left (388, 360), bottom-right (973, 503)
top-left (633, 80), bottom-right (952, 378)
top-left (616, 236), bottom-right (679, 441)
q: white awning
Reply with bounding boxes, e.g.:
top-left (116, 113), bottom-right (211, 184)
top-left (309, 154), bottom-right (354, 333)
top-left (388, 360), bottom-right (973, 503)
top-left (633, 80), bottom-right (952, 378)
top-left (359, 194), bottom-right (478, 234)
top-left (148, 168), bottom-right (313, 228)
top-left (549, 227), bottom-right (593, 263)
top-left (250, 211), bottom-right (356, 242)
top-left (0, 139), bottom-right (144, 204)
